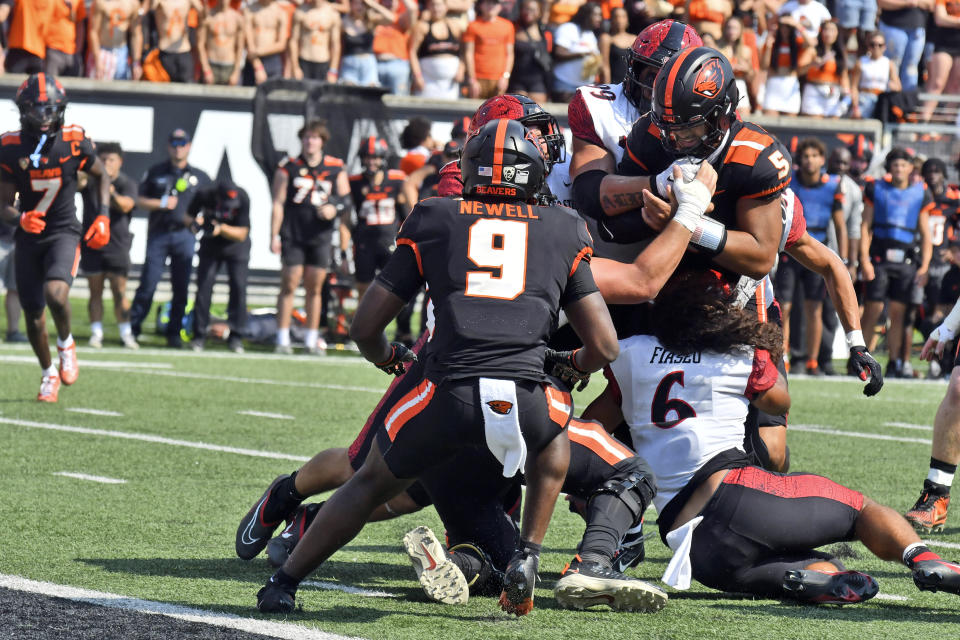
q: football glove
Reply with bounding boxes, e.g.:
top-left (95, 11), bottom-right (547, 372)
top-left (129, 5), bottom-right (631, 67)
top-left (653, 158), bottom-right (700, 200)
top-left (375, 342), bottom-right (417, 376)
top-left (19, 210), bottom-right (46, 234)
top-left (544, 348), bottom-right (590, 392)
top-left (84, 215), bottom-right (111, 249)
top-left (849, 345), bottom-right (883, 396)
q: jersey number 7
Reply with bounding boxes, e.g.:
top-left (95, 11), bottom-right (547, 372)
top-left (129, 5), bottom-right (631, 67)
top-left (465, 219), bottom-right (528, 300)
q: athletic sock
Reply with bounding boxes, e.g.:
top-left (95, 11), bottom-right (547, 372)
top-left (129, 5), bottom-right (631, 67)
top-left (305, 329), bottom-right (319, 349)
top-left (57, 335), bottom-right (74, 350)
top-left (268, 568), bottom-right (301, 594)
top-left (90, 322), bottom-right (103, 337)
top-left (277, 327), bottom-right (291, 346)
top-left (118, 322), bottom-right (133, 337)
top-left (578, 492), bottom-right (637, 568)
top-left (903, 543), bottom-right (942, 568)
top-left (928, 458), bottom-right (957, 489)
top-left (448, 547), bottom-right (484, 584)
top-left (42, 365), bottom-right (58, 378)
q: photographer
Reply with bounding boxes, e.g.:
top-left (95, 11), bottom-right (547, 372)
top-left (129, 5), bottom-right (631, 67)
top-left (130, 129), bottom-right (211, 348)
top-left (187, 180), bottom-right (251, 353)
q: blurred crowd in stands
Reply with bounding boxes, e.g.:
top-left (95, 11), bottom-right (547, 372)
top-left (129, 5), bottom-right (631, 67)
top-left (1, 0), bottom-right (959, 121)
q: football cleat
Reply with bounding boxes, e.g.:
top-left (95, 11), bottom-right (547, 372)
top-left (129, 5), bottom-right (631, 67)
top-left (266, 502), bottom-right (322, 568)
top-left (555, 556), bottom-right (667, 612)
top-left (37, 373), bottom-right (61, 403)
top-left (256, 582), bottom-right (296, 613)
top-left (449, 541), bottom-right (504, 596)
top-left (912, 558), bottom-right (960, 595)
top-left (121, 333), bottom-right (140, 350)
top-left (905, 481), bottom-right (950, 534)
top-left (782, 570), bottom-right (879, 605)
top-left (88, 334), bottom-right (103, 349)
top-left (275, 343), bottom-right (294, 355)
top-left (403, 526), bottom-right (469, 605)
top-left (58, 343), bottom-right (78, 385)
top-left (228, 336), bottom-right (245, 354)
top-left (612, 520), bottom-right (647, 573)
top-left (499, 549), bottom-right (539, 616)
top-left (236, 475), bottom-right (296, 560)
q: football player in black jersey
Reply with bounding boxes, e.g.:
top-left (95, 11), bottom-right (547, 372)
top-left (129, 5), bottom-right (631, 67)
top-left (255, 119), bottom-right (620, 616)
top-left (348, 136), bottom-right (408, 300)
top-left (0, 74), bottom-right (112, 402)
top-left (270, 119), bottom-right (353, 355)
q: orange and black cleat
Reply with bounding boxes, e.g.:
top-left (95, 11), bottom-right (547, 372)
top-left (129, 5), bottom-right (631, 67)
top-left (905, 481), bottom-right (951, 534)
top-left (58, 343), bottom-right (78, 385)
top-left (37, 373), bottom-right (61, 402)
top-left (499, 549), bottom-right (539, 616)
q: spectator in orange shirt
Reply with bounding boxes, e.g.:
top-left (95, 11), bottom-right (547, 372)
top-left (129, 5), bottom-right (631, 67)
top-left (46, 0), bottom-right (86, 76)
top-left (463, 0), bottom-right (516, 99)
top-left (398, 116), bottom-right (436, 174)
top-left (372, 0), bottom-right (418, 95)
top-left (3, 0), bottom-right (54, 73)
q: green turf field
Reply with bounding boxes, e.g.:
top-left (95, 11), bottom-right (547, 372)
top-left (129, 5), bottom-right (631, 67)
top-left (1, 314), bottom-right (959, 639)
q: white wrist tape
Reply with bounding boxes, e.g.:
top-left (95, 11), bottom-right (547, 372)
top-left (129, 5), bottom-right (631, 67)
top-left (845, 330), bottom-right (865, 349)
top-left (940, 300), bottom-right (960, 336)
top-left (931, 324), bottom-right (956, 346)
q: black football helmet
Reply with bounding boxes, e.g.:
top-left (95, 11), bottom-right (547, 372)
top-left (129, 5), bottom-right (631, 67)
top-left (358, 135), bottom-right (389, 159)
top-left (651, 47), bottom-right (738, 160)
top-left (469, 94), bottom-right (565, 168)
top-left (15, 73), bottom-right (67, 136)
top-left (625, 20), bottom-right (702, 112)
top-left (461, 119), bottom-right (546, 202)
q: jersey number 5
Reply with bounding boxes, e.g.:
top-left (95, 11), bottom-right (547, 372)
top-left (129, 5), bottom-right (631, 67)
top-left (651, 371), bottom-right (697, 429)
top-left (768, 151), bottom-right (790, 180)
top-left (465, 219), bottom-right (528, 300)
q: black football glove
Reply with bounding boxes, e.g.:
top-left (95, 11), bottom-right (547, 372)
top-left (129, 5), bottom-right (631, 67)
top-left (849, 345), bottom-right (883, 396)
top-left (375, 342), bottom-right (417, 376)
top-left (544, 348), bottom-right (590, 392)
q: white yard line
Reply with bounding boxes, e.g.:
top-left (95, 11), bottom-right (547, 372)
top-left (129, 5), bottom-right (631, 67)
top-left (790, 424), bottom-right (931, 445)
top-left (874, 593), bottom-right (909, 601)
top-left (52, 472), bottom-right (127, 484)
top-left (924, 540), bottom-right (960, 550)
top-left (66, 408), bottom-right (124, 417)
top-left (0, 355), bottom-right (172, 369)
top-left (301, 581), bottom-right (397, 598)
top-left (239, 410), bottom-right (296, 420)
top-left (1, 417), bottom-right (310, 463)
top-left (883, 422), bottom-right (933, 432)
top-left (0, 574), bottom-right (359, 640)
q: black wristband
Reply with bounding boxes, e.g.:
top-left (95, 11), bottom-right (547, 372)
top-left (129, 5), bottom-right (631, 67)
top-left (521, 539), bottom-right (542, 556)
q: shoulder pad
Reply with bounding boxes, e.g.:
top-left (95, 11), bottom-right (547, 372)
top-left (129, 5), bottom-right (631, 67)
top-left (723, 124), bottom-right (777, 166)
top-left (387, 169), bottom-right (407, 181)
top-left (568, 90), bottom-right (601, 145)
top-left (61, 124), bottom-right (86, 142)
top-left (279, 156), bottom-right (293, 168)
top-left (1, 132), bottom-right (21, 146)
top-left (323, 156), bottom-right (344, 167)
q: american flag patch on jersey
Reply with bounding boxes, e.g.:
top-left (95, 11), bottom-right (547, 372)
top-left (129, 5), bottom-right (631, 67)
top-left (478, 166), bottom-right (493, 176)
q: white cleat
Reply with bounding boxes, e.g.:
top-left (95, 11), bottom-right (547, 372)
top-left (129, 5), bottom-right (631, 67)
top-left (403, 526), bottom-right (469, 605)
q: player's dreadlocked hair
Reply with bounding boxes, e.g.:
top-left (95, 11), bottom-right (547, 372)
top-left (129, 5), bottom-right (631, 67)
top-left (650, 271), bottom-right (783, 363)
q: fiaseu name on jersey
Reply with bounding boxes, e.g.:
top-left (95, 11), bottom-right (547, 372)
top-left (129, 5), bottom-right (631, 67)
top-left (650, 346), bottom-right (702, 364)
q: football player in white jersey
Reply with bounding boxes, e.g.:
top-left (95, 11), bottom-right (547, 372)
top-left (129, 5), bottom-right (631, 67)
top-left (568, 20), bottom-right (702, 228)
top-left (586, 270), bottom-right (960, 604)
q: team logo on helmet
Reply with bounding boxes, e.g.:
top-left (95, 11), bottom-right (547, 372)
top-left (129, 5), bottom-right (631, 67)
top-left (692, 58), bottom-right (723, 98)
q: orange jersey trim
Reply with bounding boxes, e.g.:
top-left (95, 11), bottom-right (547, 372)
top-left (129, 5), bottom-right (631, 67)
top-left (742, 177), bottom-right (791, 200)
top-left (396, 238), bottom-right (423, 276)
top-left (568, 246), bottom-right (593, 278)
top-left (384, 378), bottom-right (435, 441)
top-left (70, 243), bottom-right (82, 278)
top-left (567, 418), bottom-right (633, 466)
top-left (625, 144), bottom-right (648, 172)
top-left (544, 384), bottom-right (572, 427)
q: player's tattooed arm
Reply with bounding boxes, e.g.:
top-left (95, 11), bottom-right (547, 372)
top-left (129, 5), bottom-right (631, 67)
top-left (599, 190), bottom-right (645, 213)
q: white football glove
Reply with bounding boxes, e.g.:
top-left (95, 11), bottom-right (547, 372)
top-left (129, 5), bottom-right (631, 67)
top-left (930, 324), bottom-right (957, 353)
top-left (655, 158), bottom-right (701, 199)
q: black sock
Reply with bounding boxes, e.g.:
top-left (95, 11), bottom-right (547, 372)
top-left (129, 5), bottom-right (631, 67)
top-left (931, 457), bottom-right (958, 475)
top-left (449, 549), bottom-right (483, 583)
top-left (263, 472), bottom-right (305, 523)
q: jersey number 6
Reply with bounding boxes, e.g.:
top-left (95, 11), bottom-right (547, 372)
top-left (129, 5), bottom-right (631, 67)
top-left (465, 219), bottom-right (528, 300)
top-left (652, 371), bottom-right (697, 429)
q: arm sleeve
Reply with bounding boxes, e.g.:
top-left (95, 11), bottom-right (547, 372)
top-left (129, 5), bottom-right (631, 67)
top-left (374, 244), bottom-right (424, 302)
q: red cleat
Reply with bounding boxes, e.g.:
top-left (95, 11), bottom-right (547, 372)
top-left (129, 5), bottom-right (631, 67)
top-left (58, 343), bottom-right (78, 385)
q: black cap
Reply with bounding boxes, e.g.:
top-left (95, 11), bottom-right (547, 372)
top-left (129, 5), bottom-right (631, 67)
top-left (169, 128), bottom-right (191, 143)
top-left (217, 180), bottom-right (242, 208)
top-left (442, 139), bottom-right (462, 158)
